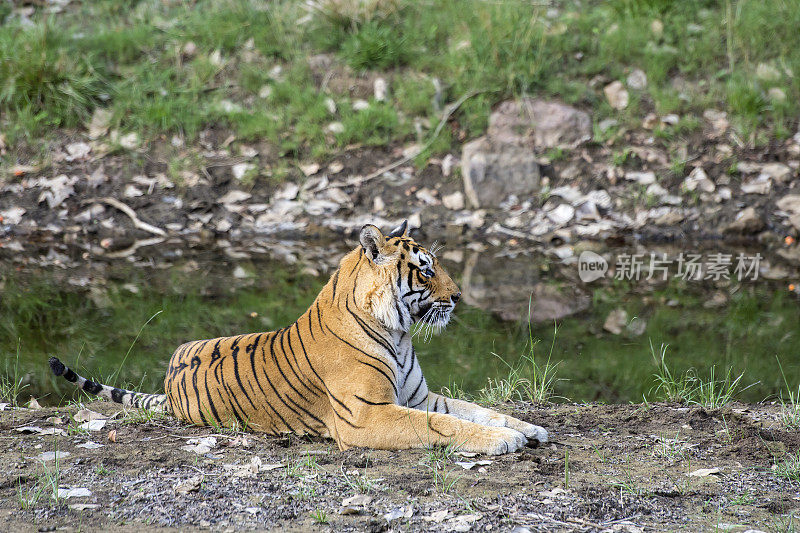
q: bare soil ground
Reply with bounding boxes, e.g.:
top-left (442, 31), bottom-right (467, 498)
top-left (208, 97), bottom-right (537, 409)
top-left (1, 400), bottom-right (798, 532)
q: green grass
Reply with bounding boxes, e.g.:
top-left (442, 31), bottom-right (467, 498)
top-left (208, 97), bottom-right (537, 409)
top-left (2, 0), bottom-right (798, 166)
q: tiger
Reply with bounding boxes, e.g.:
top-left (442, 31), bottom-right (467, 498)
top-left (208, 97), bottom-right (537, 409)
top-left (49, 221), bottom-right (548, 454)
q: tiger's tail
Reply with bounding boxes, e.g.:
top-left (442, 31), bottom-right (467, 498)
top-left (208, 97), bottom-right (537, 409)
top-left (48, 357), bottom-right (169, 412)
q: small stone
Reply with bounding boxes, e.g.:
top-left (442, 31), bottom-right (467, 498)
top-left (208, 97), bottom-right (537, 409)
top-left (651, 19), bottom-right (663, 36)
top-left (603, 308), bottom-right (628, 335)
top-left (661, 114), bottom-right (679, 125)
top-left (79, 420), bottom-right (107, 432)
top-left (715, 187), bottom-right (732, 203)
top-left (174, 476), bottom-right (202, 494)
top-left (373, 78), bottom-right (388, 101)
top-left (373, 197), bottom-right (385, 213)
top-left (642, 113), bottom-right (659, 129)
top-left (761, 163), bottom-right (792, 183)
top-left (625, 171), bottom-right (656, 185)
top-left (38, 451), bottom-right (70, 462)
top-left (741, 174), bottom-right (772, 195)
top-left (118, 132), bottom-right (139, 150)
top-left (723, 207), bottom-right (764, 234)
top-left (546, 204), bottom-right (575, 225)
top-left (604, 81), bottom-right (629, 110)
top-left (326, 122), bottom-right (344, 134)
top-left (352, 99), bottom-right (369, 111)
top-left (324, 97), bottom-right (336, 114)
top-left (328, 161), bottom-right (344, 174)
top-left (182, 41), bottom-right (197, 57)
top-left (777, 194), bottom-right (800, 214)
top-left (27, 397), bottom-right (42, 409)
top-left (756, 63), bottom-right (781, 81)
top-left (74, 409), bottom-right (107, 422)
top-left (768, 87), bottom-right (786, 102)
top-left (218, 190), bottom-right (252, 204)
top-left (57, 487), bottom-right (92, 499)
top-left (626, 69), bottom-right (647, 90)
top-left (258, 85), bottom-right (273, 99)
top-left (688, 467), bottom-right (721, 477)
top-left (683, 167), bottom-right (715, 193)
top-left (646, 183), bottom-right (668, 197)
top-left (442, 192), bottom-right (465, 210)
top-left (124, 184), bottom-right (143, 198)
top-left (342, 495), bottom-right (372, 507)
top-left (703, 109), bottom-right (729, 136)
top-left (232, 163), bottom-right (256, 180)
top-left (441, 154), bottom-right (456, 177)
top-left (87, 108), bottom-right (112, 139)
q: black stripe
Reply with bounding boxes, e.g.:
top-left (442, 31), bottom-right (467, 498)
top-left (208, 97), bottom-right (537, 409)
top-left (82, 380), bottom-right (103, 394)
top-left (285, 323), bottom-right (320, 395)
top-left (345, 300), bottom-right (396, 357)
top-left (408, 378), bottom-right (425, 407)
top-left (331, 270), bottom-right (340, 299)
top-left (63, 369), bottom-right (79, 383)
top-left (324, 325), bottom-right (396, 380)
top-left (354, 394), bottom-right (392, 406)
top-left (111, 388), bottom-right (125, 403)
top-left (357, 359), bottom-right (399, 398)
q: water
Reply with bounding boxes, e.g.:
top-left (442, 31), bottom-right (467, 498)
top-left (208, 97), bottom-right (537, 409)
top-left (1, 242), bottom-right (798, 405)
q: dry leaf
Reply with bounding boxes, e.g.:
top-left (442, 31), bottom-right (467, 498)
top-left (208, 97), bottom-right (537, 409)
top-left (107, 429), bottom-right (117, 443)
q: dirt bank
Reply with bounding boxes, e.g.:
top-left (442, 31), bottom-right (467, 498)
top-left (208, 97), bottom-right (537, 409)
top-left (1, 400), bottom-right (798, 532)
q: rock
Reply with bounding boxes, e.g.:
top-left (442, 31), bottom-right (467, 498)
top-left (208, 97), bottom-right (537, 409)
top-left (69, 503), bottom-right (100, 511)
top-left (626, 69), bottom-right (647, 90)
top-left (373, 78), bottom-right (387, 101)
top-left (549, 186), bottom-right (583, 205)
top-left (342, 495), bottom-right (372, 507)
top-left (299, 162), bottom-right (320, 176)
top-left (768, 87), bottom-right (786, 102)
top-left (174, 476), bottom-right (202, 494)
top-left (124, 184), bottom-right (144, 198)
top-left (776, 194), bottom-right (800, 214)
top-left (625, 171), bottom-right (656, 185)
top-left (703, 109), bottom-right (729, 136)
top-left (642, 113), bottom-right (659, 129)
top-left (87, 108), bottom-right (112, 139)
top-left (761, 163), bottom-right (792, 183)
top-left (486, 98), bottom-right (592, 149)
top-left (0, 207), bottom-right (26, 225)
top-left (352, 99), bottom-right (369, 111)
top-left (688, 467), bottom-right (721, 477)
top-left (79, 420), bottom-right (107, 431)
top-left (461, 137), bottom-right (540, 208)
top-left (38, 174), bottom-right (77, 208)
top-left (789, 214), bottom-right (800, 231)
top-left (586, 190), bottom-right (612, 210)
top-left (598, 118), bottom-right (618, 132)
top-left (603, 308), bottom-right (628, 335)
top-left (646, 183), bottom-right (668, 197)
top-left (328, 161), bottom-right (344, 174)
top-left (274, 183), bottom-right (300, 201)
top-left (546, 204), bottom-right (575, 225)
top-left (74, 409), bottom-right (107, 422)
top-left (441, 154), bottom-right (456, 177)
top-left (65, 142), bottom-right (91, 161)
top-left (723, 207), bottom-right (764, 234)
top-left (715, 187), bottom-right (732, 203)
top-left (683, 167), bottom-right (715, 193)
top-left (232, 163), bottom-right (256, 180)
top-left (604, 81), bottom-right (629, 110)
top-left (575, 200), bottom-right (600, 221)
top-left (76, 441), bottom-right (104, 449)
top-left (651, 19), bottom-right (663, 36)
top-left (741, 174), bottom-right (772, 195)
top-left (182, 436), bottom-right (217, 454)
top-left (38, 451), bottom-right (70, 462)
top-left (326, 122), bottom-right (344, 134)
top-left (117, 132), bottom-right (139, 150)
top-left (258, 85), bottom-right (272, 99)
top-left (654, 210), bottom-right (684, 226)
top-left (661, 114), bottom-right (679, 125)
top-left (756, 63), bottom-right (781, 81)
top-left (442, 191), bottom-right (465, 210)
top-left (218, 190), bottom-right (252, 205)
top-left (57, 487), bottom-right (92, 499)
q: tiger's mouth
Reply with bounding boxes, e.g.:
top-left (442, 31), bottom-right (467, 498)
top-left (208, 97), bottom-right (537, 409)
top-left (411, 302), bottom-right (454, 341)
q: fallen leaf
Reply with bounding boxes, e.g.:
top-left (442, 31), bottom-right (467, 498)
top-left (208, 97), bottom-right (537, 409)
top-left (27, 398), bottom-right (42, 409)
top-left (181, 436), bottom-right (217, 454)
top-left (15, 426), bottom-right (44, 434)
top-left (74, 409), bottom-right (108, 423)
top-left (423, 510), bottom-right (450, 523)
top-left (107, 430), bottom-right (117, 443)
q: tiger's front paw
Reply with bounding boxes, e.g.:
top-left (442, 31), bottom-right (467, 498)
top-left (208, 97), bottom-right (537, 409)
top-left (479, 427), bottom-right (527, 455)
top-left (518, 422), bottom-right (548, 444)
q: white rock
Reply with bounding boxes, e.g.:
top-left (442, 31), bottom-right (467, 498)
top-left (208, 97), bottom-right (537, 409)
top-left (124, 184), bottom-right (144, 198)
top-left (715, 187), bottom-right (732, 202)
top-left (756, 63), bottom-right (781, 81)
top-left (646, 183), bottom-right (668, 197)
top-left (547, 204), bottom-right (575, 225)
top-left (373, 78), bottom-right (388, 101)
top-left (324, 97), bottom-right (336, 114)
top-left (38, 451), bottom-right (70, 462)
top-left (626, 69), bottom-right (647, 90)
top-left (442, 192), bottom-right (465, 210)
top-left (741, 174), bottom-right (772, 195)
top-left (232, 163), bottom-right (256, 180)
top-left (74, 409), bottom-right (107, 422)
top-left (65, 142), bottom-right (92, 161)
top-left (326, 122), bottom-right (344, 134)
top-left (182, 436), bottom-right (217, 454)
top-left (88, 108), bottom-right (112, 139)
top-left (604, 81), bottom-right (629, 109)
top-left (258, 85), bottom-right (273, 99)
top-left (274, 183), bottom-right (299, 201)
top-left (768, 87), bottom-right (786, 102)
top-left (688, 467), bottom-right (721, 477)
top-left (76, 441), bottom-right (104, 449)
top-left (342, 495), bottom-right (373, 506)
top-left (352, 99), bottom-right (369, 111)
top-left (683, 167), bottom-right (715, 193)
top-left (328, 161), bottom-right (344, 174)
top-left (118, 132), bottom-right (139, 150)
top-left (373, 196), bottom-right (385, 213)
top-left (415, 188), bottom-right (439, 205)
top-left (603, 308), bottom-right (628, 334)
top-left (776, 194), bottom-right (800, 214)
top-left (79, 420), bottom-right (106, 431)
top-left (661, 114), bottom-right (679, 125)
top-left (174, 476), bottom-right (202, 494)
top-left (575, 200), bottom-right (600, 221)
top-left (0, 207), bottom-right (26, 225)
top-left (57, 487), bottom-right (92, 499)
top-left (586, 190), bottom-right (612, 210)
top-left (441, 154), bottom-right (456, 177)
top-left (218, 190), bottom-right (252, 204)
top-left (760, 163), bottom-right (792, 183)
top-left (549, 186), bottom-right (584, 205)
top-left (299, 162), bottom-right (320, 176)
top-left (625, 171), bottom-right (656, 185)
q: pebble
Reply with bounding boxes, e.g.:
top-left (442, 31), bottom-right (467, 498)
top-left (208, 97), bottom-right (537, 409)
top-left (604, 81), bottom-right (629, 110)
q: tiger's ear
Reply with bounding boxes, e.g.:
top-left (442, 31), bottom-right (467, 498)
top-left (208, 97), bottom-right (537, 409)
top-left (387, 220), bottom-right (408, 238)
top-left (360, 224), bottom-right (388, 263)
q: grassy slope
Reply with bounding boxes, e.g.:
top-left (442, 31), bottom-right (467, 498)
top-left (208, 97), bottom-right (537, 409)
top-left (1, 0), bottom-right (798, 169)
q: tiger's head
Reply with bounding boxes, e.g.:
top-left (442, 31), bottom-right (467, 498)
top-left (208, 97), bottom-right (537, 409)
top-left (356, 221), bottom-right (461, 334)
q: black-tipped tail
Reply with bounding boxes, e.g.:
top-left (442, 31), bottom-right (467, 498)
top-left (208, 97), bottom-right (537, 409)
top-left (49, 357), bottom-right (66, 377)
top-left (47, 357), bottom-right (169, 412)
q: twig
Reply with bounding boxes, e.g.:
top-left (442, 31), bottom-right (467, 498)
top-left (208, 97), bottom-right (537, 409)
top-left (99, 197), bottom-right (167, 237)
top-left (356, 89), bottom-right (490, 184)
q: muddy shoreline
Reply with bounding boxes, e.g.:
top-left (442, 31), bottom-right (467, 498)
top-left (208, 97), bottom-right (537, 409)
top-left (1, 400), bottom-right (798, 532)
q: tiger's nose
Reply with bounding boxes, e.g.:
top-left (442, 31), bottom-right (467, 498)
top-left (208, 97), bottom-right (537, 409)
top-left (451, 292), bottom-right (461, 304)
